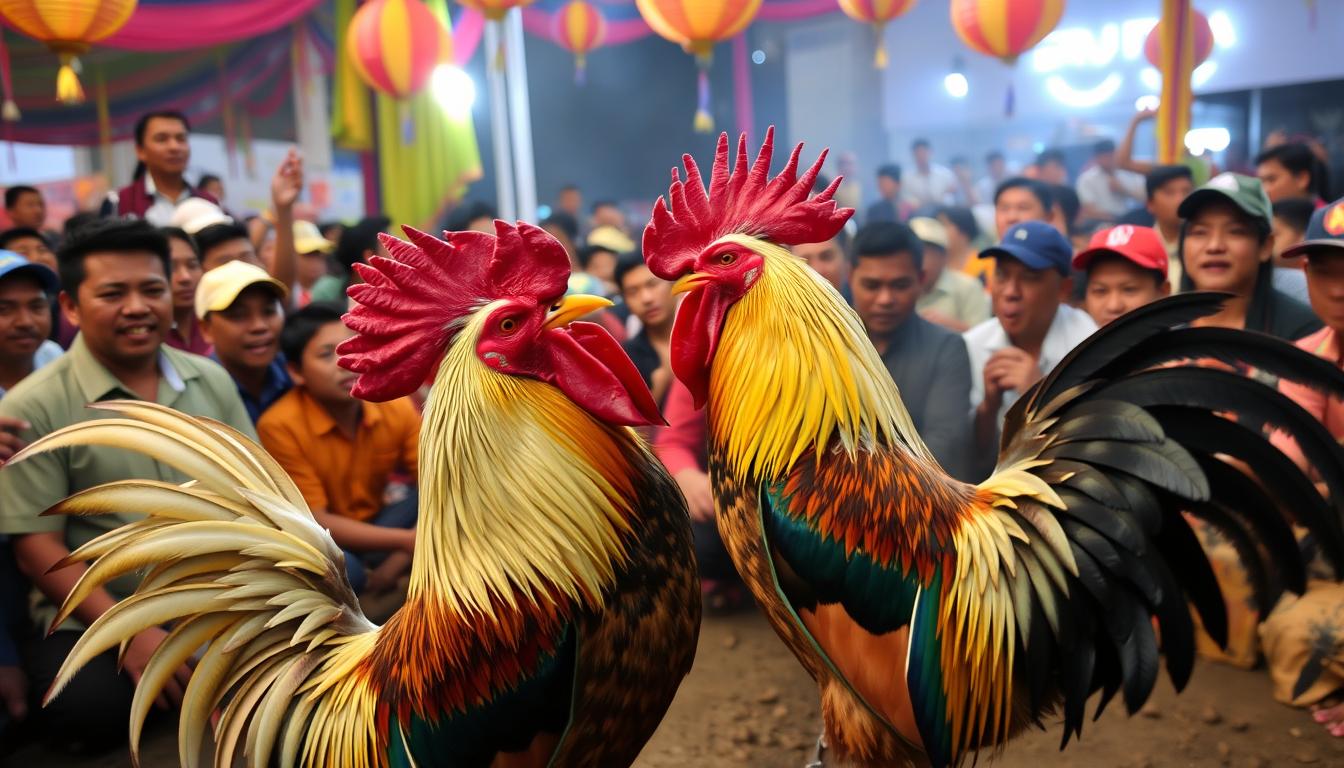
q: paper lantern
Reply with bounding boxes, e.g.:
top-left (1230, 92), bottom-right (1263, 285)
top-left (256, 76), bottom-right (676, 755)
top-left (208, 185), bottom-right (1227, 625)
top-left (554, 0), bottom-right (605, 85)
top-left (346, 0), bottom-right (452, 100)
top-left (0, 0), bottom-right (137, 104)
top-left (1144, 8), bottom-right (1214, 69)
top-left (950, 0), bottom-right (1066, 64)
top-left (457, 0), bottom-right (533, 22)
top-left (635, 0), bottom-right (762, 132)
top-left (837, 0), bottom-right (917, 69)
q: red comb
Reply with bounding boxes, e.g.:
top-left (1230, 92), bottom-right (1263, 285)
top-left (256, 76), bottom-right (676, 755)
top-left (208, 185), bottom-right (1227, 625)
top-left (338, 221), bottom-right (570, 402)
top-left (642, 126), bottom-right (854, 280)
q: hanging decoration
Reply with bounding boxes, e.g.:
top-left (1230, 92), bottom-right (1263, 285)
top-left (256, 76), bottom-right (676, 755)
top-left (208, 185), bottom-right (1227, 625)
top-left (345, 0), bottom-right (451, 100)
top-left (553, 0), bottom-right (605, 85)
top-left (0, 0), bottom-right (139, 104)
top-left (635, 0), bottom-right (762, 132)
top-left (0, 27), bottom-right (18, 120)
top-left (1144, 7), bottom-right (1214, 69)
top-left (1154, 0), bottom-right (1197, 164)
top-left (837, 0), bottom-right (916, 69)
top-left (949, 0), bottom-right (1065, 116)
top-left (457, 0), bottom-right (533, 22)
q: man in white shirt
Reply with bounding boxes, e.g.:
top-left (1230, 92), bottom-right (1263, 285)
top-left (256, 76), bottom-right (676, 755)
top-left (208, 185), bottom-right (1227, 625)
top-left (902, 138), bottom-right (958, 210)
top-left (1076, 139), bottom-right (1146, 220)
top-left (964, 221), bottom-right (1097, 477)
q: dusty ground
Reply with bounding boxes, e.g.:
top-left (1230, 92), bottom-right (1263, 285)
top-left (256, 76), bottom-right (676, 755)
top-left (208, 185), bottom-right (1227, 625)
top-left (9, 609), bottom-right (1344, 767)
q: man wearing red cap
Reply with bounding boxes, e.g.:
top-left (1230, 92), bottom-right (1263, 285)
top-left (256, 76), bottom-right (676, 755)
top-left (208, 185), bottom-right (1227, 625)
top-left (1072, 224), bottom-right (1172, 327)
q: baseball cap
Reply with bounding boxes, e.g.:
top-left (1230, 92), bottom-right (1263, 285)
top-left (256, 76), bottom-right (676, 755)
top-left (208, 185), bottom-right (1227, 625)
top-left (1282, 196), bottom-right (1344, 260)
top-left (1072, 224), bottom-right (1168, 277)
top-left (195, 259), bottom-right (289, 320)
top-left (586, 225), bottom-right (635, 254)
top-left (293, 220), bottom-right (335, 255)
top-left (908, 217), bottom-right (948, 250)
top-left (170, 197), bottom-right (233, 235)
top-left (1177, 172), bottom-right (1272, 226)
top-left (979, 221), bottom-right (1073, 276)
top-left (0, 249), bottom-right (58, 293)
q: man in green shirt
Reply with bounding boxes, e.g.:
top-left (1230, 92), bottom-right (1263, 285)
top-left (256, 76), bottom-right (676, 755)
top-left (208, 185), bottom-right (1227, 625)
top-left (0, 218), bottom-right (254, 754)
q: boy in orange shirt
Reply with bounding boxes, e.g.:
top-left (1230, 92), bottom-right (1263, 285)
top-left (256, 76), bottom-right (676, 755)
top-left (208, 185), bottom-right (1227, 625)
top-left (257, 303), bottom-right (420, 593)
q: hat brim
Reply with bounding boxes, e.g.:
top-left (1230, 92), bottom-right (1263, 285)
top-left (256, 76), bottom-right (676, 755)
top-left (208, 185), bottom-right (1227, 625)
top-left (0, 262), bottom-right (59, 293)
top-left (198, 276), bottom-right (290, 320)
top-left (296, 238), bottom-right (335, 255)
top-left (980, 244), bottom-right (1066, 275)
top-left (1177, 187), bottom-right (1264, 222)
top-left (1283, 239), bottom-right (1344, 261)
top-left (1071, 246), bottom-right (1167, 276)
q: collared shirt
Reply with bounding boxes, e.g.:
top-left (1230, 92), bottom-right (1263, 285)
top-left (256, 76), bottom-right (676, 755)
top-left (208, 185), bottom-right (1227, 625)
top-left (964, 303), bottom-right (1098, 427)
top-left (1076, 165), bottom-right (1146, 218)
top-left (0, 335), bottom-right (255, 630)
top-left (141, 173), bottom-right (194, 227)
top-left (164, 317), bottom-right (212, 356)
top-left (876, 314), bottom-right (974, 480)
top-left (901, 164), bottom-right (958, 209)
top-left (257, 387), bottom-right (419, 522)
top-left (1276, 326), bottom-right (1344, 471)
top-left (0, 340), bottom-right (62, 399)
top-left (918, 269), bottom-right (991, 329)
top-left (212, 353), bottom-right (293, 423)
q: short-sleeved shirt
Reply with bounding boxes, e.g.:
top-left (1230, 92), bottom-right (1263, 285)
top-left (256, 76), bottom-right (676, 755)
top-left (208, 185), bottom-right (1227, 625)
top-left (0, 340), bottom-right (62, 398)
top-left (0, 335), bottom-right (256, 630)
top-left (918, 269), bottom-right (991, 329)
top-left (257, 387), bottom-right (419, 522)
top-left (213, 353), bottom-right (292, 424)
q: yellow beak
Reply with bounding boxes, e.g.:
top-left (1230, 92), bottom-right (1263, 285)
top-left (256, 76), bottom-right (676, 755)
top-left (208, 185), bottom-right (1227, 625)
top-left (671, 272), bottom-right (712, 295)
top-left (544, 294), bottom-right (613, 329)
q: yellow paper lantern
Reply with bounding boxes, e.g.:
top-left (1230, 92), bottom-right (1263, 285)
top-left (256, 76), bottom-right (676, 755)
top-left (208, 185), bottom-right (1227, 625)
top-left (837, 0), bottom-right (917, 68)
top-left (0, 0), bottom-right (138, 104)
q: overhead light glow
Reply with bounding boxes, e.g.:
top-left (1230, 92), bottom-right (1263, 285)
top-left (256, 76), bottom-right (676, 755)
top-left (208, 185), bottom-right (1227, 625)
top-left (943, 72), bottom-right (968, 98)
top-left (431, 65), bottom-right (476, 119)
top-left (1134, 95), bottom-right (1160, 112)
top-left (1185, 127), bottom-right (1231, 155)
top-left (751, 49), bottom-right (766, 64)
top-left (1044, 72), bottom-right (1122, 108)
top-left (1209, 11), bottom-right (1237, 48)
top-left (1192, 60), bottom-right (1217, 87)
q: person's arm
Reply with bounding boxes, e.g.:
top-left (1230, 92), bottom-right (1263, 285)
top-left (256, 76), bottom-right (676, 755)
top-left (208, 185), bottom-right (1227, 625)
top-left (918, 335), bottom-right (974, 480)
top-left (1118, 109), bottom-right (1157, 175)
top-left (654, 381), bottom-right (713, 521)
top-left (268, 149), bottom-right (303, 289)
top-left (310, 509), bottom-right (414, 553)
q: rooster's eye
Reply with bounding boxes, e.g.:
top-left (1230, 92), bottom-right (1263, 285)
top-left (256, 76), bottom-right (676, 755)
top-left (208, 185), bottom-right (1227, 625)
top-left (719, 252), bottom-right (737, 266)
top-left (499, 317), bottom-right (518, 334)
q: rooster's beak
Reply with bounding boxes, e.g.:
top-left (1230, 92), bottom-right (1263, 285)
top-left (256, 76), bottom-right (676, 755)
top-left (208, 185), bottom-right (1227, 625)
top-left (672, 272), bottom-right (712, 295)
top-left (544, 294), bottom-right (613, 329)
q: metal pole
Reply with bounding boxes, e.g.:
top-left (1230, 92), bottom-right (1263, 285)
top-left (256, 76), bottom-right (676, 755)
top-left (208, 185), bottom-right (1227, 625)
top-left (503, 9), bottom-right (538, 222)
top-left (484, 20), bottom-right (516, 221)
top-left (1248, 87), bottom-right (1263, 157)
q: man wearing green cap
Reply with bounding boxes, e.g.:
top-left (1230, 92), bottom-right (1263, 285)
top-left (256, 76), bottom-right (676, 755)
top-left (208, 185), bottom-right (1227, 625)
top-left (1179, 172), bottom-right (1320, 339)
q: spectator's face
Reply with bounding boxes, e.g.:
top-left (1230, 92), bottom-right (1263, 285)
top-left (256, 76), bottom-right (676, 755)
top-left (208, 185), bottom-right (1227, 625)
top-left (136, 117), bottom-right (190, 177)
top-left (0, 275), bottom-right (51, 362)
top-left (850, 251), bottom-right (921, 337)
top-left (1257, 159), bottom-right (1310, 203)
top-left (995, 187), bottom-right (1048, 237)
top-left (558, 189), bottom-right (581, 216)
top-left (913, 145), bottom-right (931, 167)
top-left (1148, 177), bottom-right (1193, 229)
top-left (201, 179), bottom-right (224, 202)
top-left (7, 191), bottom-right (45, 229)
top-left (201, 286), bottom-right (283, 373)
top-left (1095, 150), bottom-right (1116, 173)
top-left (298, 251), bottom-right (330, 288)
top-left (1039, 161), bottom-right (1068, 185)
top-left (792, 238), bottom-right (847, 289)
top-left (1083, 257), bottom-right (1169, 327)
top-left (592, 205), bottom-right (627, 233)
top-left (619, 264), bottom-right (675, 330)
top-left (202, 237), bottom-right (261, 273)
top-left (1183, 202), bottom-right (1268, 296)
top-left (291, 321), bottom-right (357, 406)
top-left (991, 257), bottom-right (1065, 341)
top-left (1305, 253), bottom-right (1344, 333)
top-left (63, 252), bottom-right (171, 366)
top-left (877, 176), bottom-right (900, 200)
top-left (168, 235), bottom-right (202, 313)
top-left (5, 234), bottom-right (55, 271)
top-left (1272, 215), bottom-right (1307, 264)
top-left (919, 243), bottom-right (948, 288)
top-left (585, 250), bottom-right (617, 285)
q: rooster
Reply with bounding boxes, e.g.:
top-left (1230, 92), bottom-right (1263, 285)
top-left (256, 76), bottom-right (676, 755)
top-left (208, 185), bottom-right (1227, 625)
top-left (642, 129), bottom-right (1344, 767)
top-left (10, 221), bottom-right (699, 767)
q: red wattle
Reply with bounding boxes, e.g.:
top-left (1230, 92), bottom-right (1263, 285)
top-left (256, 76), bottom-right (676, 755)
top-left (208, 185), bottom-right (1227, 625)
top-left (670, 287), bottom-right (731, 409)
top-left (544, 322), bottom-right (664, 427)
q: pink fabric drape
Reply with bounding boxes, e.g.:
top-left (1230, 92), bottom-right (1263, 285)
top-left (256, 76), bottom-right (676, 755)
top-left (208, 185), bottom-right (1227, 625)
top-left (102, 0), bottom-right (327, 51)
top-left (731, 34), bottom-right (754, 145)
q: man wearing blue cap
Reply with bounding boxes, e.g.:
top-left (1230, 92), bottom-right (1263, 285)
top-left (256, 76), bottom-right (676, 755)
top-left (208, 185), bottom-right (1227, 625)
top-left (964, 221), bottom-right (1098, 476)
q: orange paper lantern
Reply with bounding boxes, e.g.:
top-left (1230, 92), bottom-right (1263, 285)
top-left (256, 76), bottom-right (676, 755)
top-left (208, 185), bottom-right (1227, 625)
top-left (635, 0), bottom-right (762, 132)
top-left (553, 1), bottom-right (606, 85)
top-left (950, 0), bottom-right (1065, 64)
top-left (837, 0), bottom-right (917, 68)
top-left (346, 0), bottom-right (452, 100)
top-left (456, 0), bottom-right (533, 22)
top-left (0, 0), bottom-right (137, 104)
top-left (1144, 8), bottom-right (1215, 69)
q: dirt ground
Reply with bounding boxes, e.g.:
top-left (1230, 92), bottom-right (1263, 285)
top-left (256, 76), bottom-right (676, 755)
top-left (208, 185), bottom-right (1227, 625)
top-left (9, 608), bottom-right (1344, 767)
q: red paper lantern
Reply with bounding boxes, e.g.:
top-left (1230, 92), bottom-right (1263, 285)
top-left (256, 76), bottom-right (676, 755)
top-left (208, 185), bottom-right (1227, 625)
top-left (346, 0), bottom-right (452, 100)
top-left (554, 1), bottom-right (606, 84)
top-left (0, 0), bottom-right (137, 104)
top-left (950, 0), bottom-right (1066, 64)
top-left (837, 0), bottom-right (917, 68)
top-left (1144, 8), bottom-right (1215, 69)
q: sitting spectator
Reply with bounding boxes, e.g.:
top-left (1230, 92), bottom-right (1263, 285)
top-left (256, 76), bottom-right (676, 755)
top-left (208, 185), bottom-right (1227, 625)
top-left (186, 149), bottom-right (301, 290)
top-left (591, 200), bottom-right (629, 234)
top-left (1141, 165), bottom-right (1196, 287)
top-left (615, 251), bottom-right (675, 408)
top-left (196, 173), bottom-right (224, 204)
top-left (0, 227), bottom-right (55, 271)
top-left (582, 225), bottom-right (634, 296)
top-left (3, 186), bottom-right (46, 232)
top-left (865, 164), bottom-right (913, 224)
top-left (292, 220), bottom-right (339, 308)
top-left (318, 220), bottom-right (345, 244)
top-left (1072, 225), bottom-right (1170, 327)
top-left (1076, 139), bottom-right (1146, 220)
top-left (1273, 196), bottom-right (1317, 266)
top-left (852, 222), bottom-right (973, 478)
top-left (160, 227), bottom-right (209, 356)
top-left (939, 205), bottom-right (988, 286)
top-left (197, 261), bottom-right (293, 423)
top-left (1257, 142), bottom-right (1327, 204)
top-left (0, 219), bottom-right (252, 754)
top-left (1179, 173), bottom-right (1320, 339)
top-left (1048, 183), bottom-right (1081, 239)
top-left (793, 229), bottom-right (851, 292)
top-left (994, 177), bottom-right (1054, 238)
top-left (258, 304), bottom-right (419, 594)
top-left (329, 215), bottom-right (393, 306)
top-left (194, 221), bottom-right (262, 273)
top-left (1034, 148), bottom-right (1069, 185)
top-left (965, 221), bottom-right (1097, 476)
top-left (910, 216), bottom-right (989, 332)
